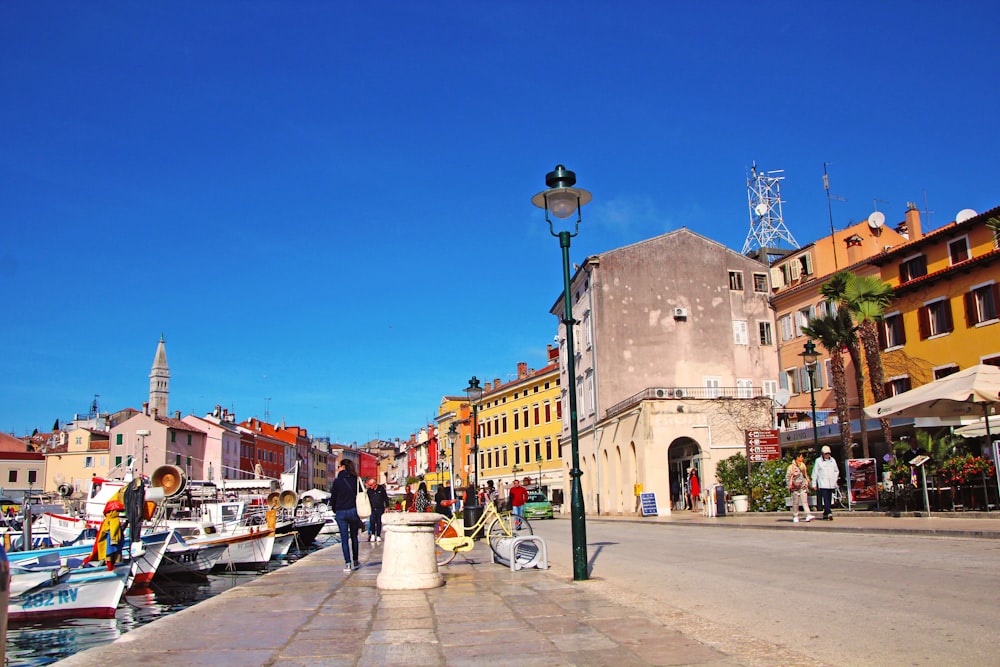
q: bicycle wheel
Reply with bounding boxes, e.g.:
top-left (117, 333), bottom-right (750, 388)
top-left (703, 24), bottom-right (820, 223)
top-left (435, 517), bottom-right (459, 566)
top-left (486, 512), bottom-right (532, 557)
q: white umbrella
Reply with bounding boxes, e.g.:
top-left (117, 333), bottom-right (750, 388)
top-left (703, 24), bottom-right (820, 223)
top-left (955, 415), bottom-right (1000, 438)
top-left (865, 364), bottom-right (1000, 500)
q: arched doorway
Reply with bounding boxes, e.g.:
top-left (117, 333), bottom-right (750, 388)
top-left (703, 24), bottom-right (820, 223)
top-left (667, 437), bottom-right (702, 511)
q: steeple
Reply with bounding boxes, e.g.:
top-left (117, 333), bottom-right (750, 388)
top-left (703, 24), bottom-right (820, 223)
top-left (149, 334), bottom-right (170, 417)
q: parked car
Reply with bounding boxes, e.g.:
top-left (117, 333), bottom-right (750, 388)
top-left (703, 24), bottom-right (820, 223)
top-left (522, 492), bottom-right (553, 519)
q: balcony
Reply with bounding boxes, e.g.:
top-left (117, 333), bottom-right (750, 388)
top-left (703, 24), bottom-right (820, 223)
top-left (604, 386), bottom-right (765, 420)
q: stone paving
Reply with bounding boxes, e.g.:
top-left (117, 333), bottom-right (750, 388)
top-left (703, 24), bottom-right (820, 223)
top-left (52, 511), bottom-right (1000, 667)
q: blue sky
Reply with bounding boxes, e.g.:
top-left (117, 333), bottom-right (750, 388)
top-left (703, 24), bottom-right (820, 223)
top-left (2, 2), bottom-right (997, 445)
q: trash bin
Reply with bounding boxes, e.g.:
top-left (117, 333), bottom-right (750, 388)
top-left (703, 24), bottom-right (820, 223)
top-left (463, 504), bottom-right (485, 539)
top-left (715, 485), bottom-right (726, 517)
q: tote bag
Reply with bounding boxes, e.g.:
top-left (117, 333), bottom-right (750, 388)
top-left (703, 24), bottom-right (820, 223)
top-left (356, 478), bottom-right (372, 520)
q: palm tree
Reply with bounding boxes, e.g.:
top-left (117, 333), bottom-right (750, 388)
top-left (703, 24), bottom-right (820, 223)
top-left (820, 272), bottom-right (869, 457)
top-left (802, 307), bottom-right (854, 455)
top-left (844, 273), bottom-right (896, 448)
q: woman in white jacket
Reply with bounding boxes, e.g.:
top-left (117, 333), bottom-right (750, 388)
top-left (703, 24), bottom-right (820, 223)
top-left (811, 445), bottom-right (840, 520)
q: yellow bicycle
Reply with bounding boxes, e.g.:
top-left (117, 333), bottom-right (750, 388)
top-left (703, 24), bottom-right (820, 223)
top-left (434, 500), bottom-right (533, 565)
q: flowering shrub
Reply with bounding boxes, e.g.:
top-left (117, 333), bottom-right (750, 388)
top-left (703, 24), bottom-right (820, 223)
top-left (749, 457), bottom-right (796, 512)
top-left (940, 454), bottom-right (996, 486)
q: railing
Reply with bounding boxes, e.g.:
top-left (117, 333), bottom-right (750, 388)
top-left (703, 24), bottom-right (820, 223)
top-left (604, 386), bottom-right (765, 420)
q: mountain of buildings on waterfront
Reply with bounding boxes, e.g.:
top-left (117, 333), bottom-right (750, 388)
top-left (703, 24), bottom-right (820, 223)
top-left (3, 203), bottom-right (998, 515)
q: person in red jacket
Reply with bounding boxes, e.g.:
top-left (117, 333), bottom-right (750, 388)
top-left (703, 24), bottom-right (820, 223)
top-left (509, 478), bottom-right (529, 517)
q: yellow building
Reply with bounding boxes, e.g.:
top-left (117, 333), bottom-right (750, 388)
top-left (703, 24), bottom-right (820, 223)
top-left (474, 351), bottom-right (563, 504)
top-left (872, 205), bottom-right (1000, 388)
top-left (43, 427), bottom-right (110, 495)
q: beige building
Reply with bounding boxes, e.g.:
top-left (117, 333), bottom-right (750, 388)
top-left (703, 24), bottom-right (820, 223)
top-left (43, 427), bottom-right (110, 495)
top-left (551, 228), bottom-right (777, 515)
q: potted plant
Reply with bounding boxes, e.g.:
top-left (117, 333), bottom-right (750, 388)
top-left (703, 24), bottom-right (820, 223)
top-left (940, 454), bottom-right (996, 510)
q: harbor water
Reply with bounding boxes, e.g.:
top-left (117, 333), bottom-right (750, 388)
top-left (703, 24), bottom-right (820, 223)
top-left (5, 534), bottom-right (338, 667)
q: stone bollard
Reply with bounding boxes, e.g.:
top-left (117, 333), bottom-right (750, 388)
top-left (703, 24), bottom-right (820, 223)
top-left (376, 512), bottom-right (444, 590)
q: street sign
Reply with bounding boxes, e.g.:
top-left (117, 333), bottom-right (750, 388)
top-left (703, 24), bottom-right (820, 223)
top-left (745, 429), bottom-right (781, 462)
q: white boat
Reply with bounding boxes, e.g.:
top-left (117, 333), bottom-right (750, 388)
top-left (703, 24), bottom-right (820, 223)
top-left (271, 532), bottom-right (296, 561)
top-left (164, 521), bottom-right (278, 571)
top-left (7, 560), bottom-right (133, 622)
top-left (155, 531), bottom-right (228, 579)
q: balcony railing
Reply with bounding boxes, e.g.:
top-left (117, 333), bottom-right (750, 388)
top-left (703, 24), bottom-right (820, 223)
top-left (604, 386), bottom-right (765, 420)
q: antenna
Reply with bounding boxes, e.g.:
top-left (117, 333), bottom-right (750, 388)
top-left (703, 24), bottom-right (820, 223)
top-left (872, 198), bottom-right (889, 212)
top-left (264, 397), bottom-right (271, 421)
top-left (823, 162), bottom-right (848, 270)
top-left (742, 163), bottom-right (799, 256)
top-left (922, 190), bottom-right (935, 227)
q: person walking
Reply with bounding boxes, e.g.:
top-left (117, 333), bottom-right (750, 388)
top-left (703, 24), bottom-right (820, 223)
top-left (415, 482), bottom-right (431, 512)
top-left (404, 484), bottom-right (414, 512)
top-left (434, 484), bottom-right (453, 518)
top-left (508, 478), bottom-right (529, 517)
top-left (330, 459), bottom-right (364, 572)
top-left (688, 468), bottom-right (701, 512)
top-left (366, 477), bottom-right (390, 542)
top-left (787, 453), bottom-right (814, 523)
top-left (812, 445), bottom-right (840, 521)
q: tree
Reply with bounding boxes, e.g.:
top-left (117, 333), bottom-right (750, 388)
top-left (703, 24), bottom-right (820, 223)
top-left (802, 307), bottom-right (854, 455)
top-left (844, 273), bottom-right (896, 448)
top-left (820, 271), bottom-right (869, 457)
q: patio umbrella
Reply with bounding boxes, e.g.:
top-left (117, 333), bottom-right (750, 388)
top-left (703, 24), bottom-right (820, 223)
top-left (865, 364), bottom-right (1000, 501)
top-left (955, 415), bottom-right (1000, 438)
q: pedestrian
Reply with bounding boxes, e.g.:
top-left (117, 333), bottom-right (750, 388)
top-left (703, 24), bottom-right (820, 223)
top-left (415, 482), bottom-right (431, 512)
top-left (434, 484), bottom-right (453, 518)
top-left (686, 468), bottom-right (701, 511)
top-left (508, 478), bottom-right (529, 517)
top-left (812, 445), bottom-right (840, 521)
top-left (330, 459), bottom-right (364, 572)
top-left (485, 479), bottom-right (499, 505)
top-left (366, 477), bottom-right (390, 542)
top-left (787, 453), bottom-right (814, 523)
top-left (404, 484), bottom-right (414, 512)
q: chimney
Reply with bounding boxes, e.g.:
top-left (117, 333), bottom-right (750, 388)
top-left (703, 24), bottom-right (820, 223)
top-left (142, 402), bottom-right (149, 415)
top-left (151, 407), bottom-right (158, 419)
top-left (174, 410), bottom-right (181, 419)
top-left (494, 377), bottom-right (501, 388)
top-left (905, 205), bottom-right (922, 240)
top-left (517, 362), bottom-right (528, 379)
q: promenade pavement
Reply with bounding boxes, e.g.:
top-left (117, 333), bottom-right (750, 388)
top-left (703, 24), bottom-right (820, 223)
top-left (52, 510), bottom-right (1000, 667)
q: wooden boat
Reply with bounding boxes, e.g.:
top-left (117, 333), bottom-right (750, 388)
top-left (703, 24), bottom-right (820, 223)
top-left (7, 560), bottom-right (134, 622)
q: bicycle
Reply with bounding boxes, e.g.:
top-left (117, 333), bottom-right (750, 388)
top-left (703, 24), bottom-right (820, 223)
top-left (434, 500), bottom-right (533, 566)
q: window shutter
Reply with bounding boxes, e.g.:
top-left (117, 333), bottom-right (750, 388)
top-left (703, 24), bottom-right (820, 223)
top-left (918, 306), bottom-right (930, 339)
top-left (991, 285), bottom-right (1000, 320)
top-left (943, 300), bottom-right (954, 333)
top-left (779, 373), bottom-right (788, 390)
top-left (878, 321), bottom-right (888, 349)
top-left (898, 318), bottom-right (907, 346)
top-left (814, 363), bottom-right (824, 389)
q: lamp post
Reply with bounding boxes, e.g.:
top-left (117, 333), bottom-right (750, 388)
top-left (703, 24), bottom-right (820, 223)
top-left (532, 164), bottom-right (591, 581)
top-left (465, 376), bottom-right (484, 506)
top-left (447, 422), bottom-right (459, 504)
top-left (136, 429), bottom-right (151, 478)
top-left (536, 454), bottom-right (543, 492)
top-left (800, 340), bottom-right (821, 452)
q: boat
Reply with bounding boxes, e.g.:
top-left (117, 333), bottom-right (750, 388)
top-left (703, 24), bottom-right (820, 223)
top-left (271, 532), bottom-right (296, 561)
top-left (154, 531), bottom-right (228, 579)
top-left (7, 560), bottom-right (134, 622)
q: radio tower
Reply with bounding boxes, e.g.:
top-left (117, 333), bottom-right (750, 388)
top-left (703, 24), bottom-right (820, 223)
top-left (742, 163), bottom-right (799, 256)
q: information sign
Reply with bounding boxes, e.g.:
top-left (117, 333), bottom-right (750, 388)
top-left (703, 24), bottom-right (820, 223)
top-left (745, 429), bottom-right (782, 462)
top-left (639, 492), bottom-right (658, 516)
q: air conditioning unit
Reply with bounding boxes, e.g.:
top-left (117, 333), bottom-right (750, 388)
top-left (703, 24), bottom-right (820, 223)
top-left (654, 388), bottom-right (669, 398)
top-left (672, 388), bottom-right (687, 398)
top-left (673, 307), bottom-right (688, 319)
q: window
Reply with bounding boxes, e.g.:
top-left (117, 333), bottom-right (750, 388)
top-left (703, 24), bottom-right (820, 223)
top-left (886, 376), bottom-right (912, 396)
top-left (918, 299), bottom-right (953, 338)
top-left (84, 456), bottom-right (95, 468)
top-left (965, 283), bottom-right (999, 325)
top-left (544, 401), bottom-right (551, 423)
top-left (513, 411), bottom-right (519, 430)
top-left (728, 270), bottom-right (744, 290)
top-left (781, 368), bottom-right (800, 394)
top-left (8, 471), bottom-right (15, 483)
top-left (795, 306), bottom-right (814, 337)
top-left (186, 434), bottom-right (192, 446)
top-left (763, 379), bottom-right (778, 398)
top-left (28, 470), bottom-right (37, 484)
top-left (533, 404), bottom-right (540, 425)
top-left (75, 436), bottom-right (82, 445)
top-left (948, 237), bottom-right (970, 265)
top-left (899, 254), bottom-right (928, 283)
top-left (758, 321), bottom-right (773, 346)
top-left (798, 253), bottom-right (814, 276)
top-left (737, 379), bottom-right (753, 398)
top-left (880, 312), bottom-right (906, 349)
top-left (115, 456), bottom-right (122, 467)
top-left (515, 446), bottom-right (520, 465)
top-left (779, 314), bottom-right (794, 342)
top-left (753, 273), bottom-right (768, 293)
top-left (934, 365), bottom-right (959, 380)
top-left (171, 431), bottom-right (176, 443)
top-left (583, 311), bottom-right (593, 349)
top-left (501, 414), bottom-right (507, 433)
top-left (704, 377), bottom-right (721, 398)
top-left (733, 320), bottom-right (749, 345)
top-left (545, 438), bottom-right (552, 460)
top-left (116, 433), bottom-right (123, 446)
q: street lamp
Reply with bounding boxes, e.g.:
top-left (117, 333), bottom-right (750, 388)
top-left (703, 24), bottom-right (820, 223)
top-left (532, 164), bottom-right (591, 581)
top-left (800, 340), bottom-right (821, 452)
top-left (536, 454), bottom-right (543, 492)
top-left (447, 422), bottom-right (459, 504)
top-left (465, 376), bottom-right (484, 506)
top-left (136, 429), bottom-right (151, 477)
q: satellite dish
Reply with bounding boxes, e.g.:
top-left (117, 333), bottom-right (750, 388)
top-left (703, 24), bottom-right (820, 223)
top-left (773, 388), bottom-right (791, 407)
top-left (868, 211), bottom-right (885, 229)
top-left (754, 202), bottom-right (769, 217)
top-left (955, 208), bottom-right (977, 223)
